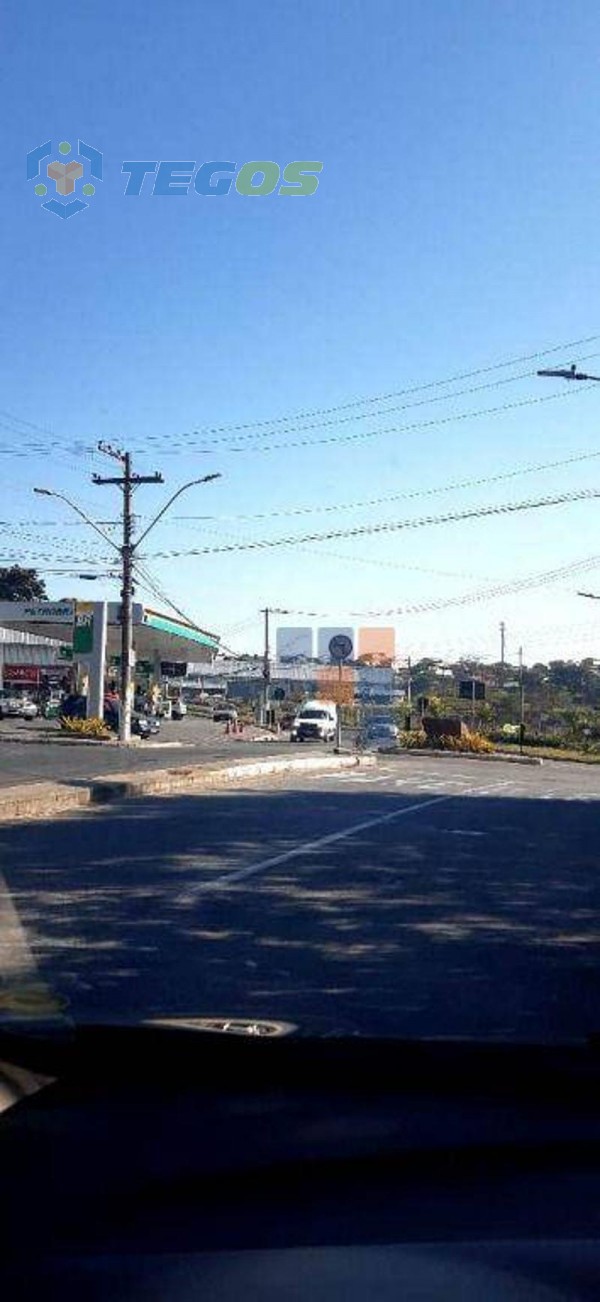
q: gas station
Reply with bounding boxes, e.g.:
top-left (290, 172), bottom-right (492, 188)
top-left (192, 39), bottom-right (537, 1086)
top-left (0, 599), bottom-right (219, 719)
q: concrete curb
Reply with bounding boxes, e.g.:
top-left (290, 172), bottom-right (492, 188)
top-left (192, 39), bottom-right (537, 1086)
top-left (0, 782), bottom-right (92, 822)
top-left (379, 747), bottom-right (543, 767)
top-left (90, 753), bottom-right (377, 801)
top-left (0, 753), bottom-right (376, 824)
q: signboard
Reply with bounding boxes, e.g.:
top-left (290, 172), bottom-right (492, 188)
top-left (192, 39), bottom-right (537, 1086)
top-left (161, 661), bottom-right (187, 679)
top-left (58, 645), bottom-right (73, 661)
top-left (328, 634), bottom-right (353, 662)
top-left (19, 602), bottom-right (73, 621)
top-left (458, 679), bottom-right (485, 701)
top-left (272, 686), bottom-right (286, 701)
top-left (73, 602), bottom-right (94, 656)
top-left (3, 664), bottom-right (40, 684)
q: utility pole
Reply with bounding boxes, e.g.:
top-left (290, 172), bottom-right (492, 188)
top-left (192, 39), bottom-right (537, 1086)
top-left (518, 645), bottom-right (525, 755)
top-left (405, 655), bottom-right (412, 731)
top-left (36, 456), bottom-right (222, 745)
top-left (500, 621), bottom-right (506, 668)
top-left (262, 606), bottom-right (270, 726)
top-left (93, 446), bottom-right (163, 742)
top-left (260, 607), bottom-right (289, 726)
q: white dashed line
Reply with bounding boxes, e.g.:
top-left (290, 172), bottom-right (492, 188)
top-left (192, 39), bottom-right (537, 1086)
top-left (178, 779), bottom-right (513, 900)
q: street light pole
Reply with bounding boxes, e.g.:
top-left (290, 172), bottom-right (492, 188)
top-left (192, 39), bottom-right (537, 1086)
top-left (93, 447), bottom-right (164, 742)
top-left (35, 459), bottom-right (222, 744)
top-left (262, 606), bottom-right (270, 725)
top-left (519, 645), bottom-right (525, 755)
top-left (120, 452), bottom-right (134, 744)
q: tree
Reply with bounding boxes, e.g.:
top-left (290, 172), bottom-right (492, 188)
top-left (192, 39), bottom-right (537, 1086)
top-left (0, 567), bottom-right (47, 601)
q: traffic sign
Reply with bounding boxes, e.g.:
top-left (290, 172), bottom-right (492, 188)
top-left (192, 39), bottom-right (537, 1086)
top-left (459, 679), bottom-right (485, 701)
top-left (328, 634), bottom-right (353, 661)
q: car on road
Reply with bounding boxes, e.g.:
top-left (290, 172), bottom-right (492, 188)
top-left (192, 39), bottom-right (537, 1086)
top-left (359, 716), bottom-right (399, 747)
top-left (290, 700), bottom-right (338, 743)
top-left (213, 706), bottom-right (238, 723)
top-left (171, 699), bottom-right (188, 720)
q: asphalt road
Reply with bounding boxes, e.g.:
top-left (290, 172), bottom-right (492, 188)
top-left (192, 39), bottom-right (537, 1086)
top-left (1, 755), bottom-right (599, 1041)
top-left (0, 715), bottom-right (295, 786)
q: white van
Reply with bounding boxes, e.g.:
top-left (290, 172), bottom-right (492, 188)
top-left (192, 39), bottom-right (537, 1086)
top-left (290, 699), bottom-right (337, 743)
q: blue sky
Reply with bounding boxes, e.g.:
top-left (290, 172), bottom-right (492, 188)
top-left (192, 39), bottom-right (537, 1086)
top-left (4, 0), bottom-right (600, 663)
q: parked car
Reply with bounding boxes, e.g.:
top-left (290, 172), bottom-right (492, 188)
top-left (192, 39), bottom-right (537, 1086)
top-left (213, 706), bottom-right (238, 723)
top-left (0, 695), bottom-right (33, 719)
top-left (0, 694), bottom-right (40, 720)
top-left (19, 698), bottom-right (39, 720)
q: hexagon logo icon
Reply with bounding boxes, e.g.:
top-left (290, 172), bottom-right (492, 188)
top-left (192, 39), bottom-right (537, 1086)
top-left (26, 138), bottom-right (103, 219)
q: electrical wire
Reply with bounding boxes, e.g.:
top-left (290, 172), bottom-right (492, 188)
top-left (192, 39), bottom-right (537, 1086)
top-left (147, 485), bottom-right (600, 558)
top-left (142, 351), bottom-right (600, 451)
top-left (137, 330), bottom-right (600, 439)
top-left (169, 447), bottom-right (600, 528)
top-left (139, 386), bottom-right (589, 457)
top-left (0, 330), bottom-right (598, 462)
top-left (255, 554), bottom-right (600, 621)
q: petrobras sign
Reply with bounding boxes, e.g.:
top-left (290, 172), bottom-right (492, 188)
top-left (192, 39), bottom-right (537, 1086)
top-left (0, 601), bottom-right (74, 622)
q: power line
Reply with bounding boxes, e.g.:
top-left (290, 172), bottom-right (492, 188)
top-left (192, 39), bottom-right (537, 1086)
top-left (137, 330), bottom-right (600, 440)
top-left (170, 447), bottom-right (600, 527)
top-left (258, 554), bottom-right (600, 621)
top-left (147, 485), bottom-right (600, 559)
top-left (139, 386), bottom-right (589, 457)
top-left (13, 444), bottom-right (600, 534)
top-left (143, 351), bottom-right (600, 451)
top-left (0, 330), bottom-right (598, 462)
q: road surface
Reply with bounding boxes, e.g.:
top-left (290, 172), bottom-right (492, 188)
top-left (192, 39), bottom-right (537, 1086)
top-left (1, 755), bottom-right (599, 1041)
top-left (0, 714), bottom-right (296, 786)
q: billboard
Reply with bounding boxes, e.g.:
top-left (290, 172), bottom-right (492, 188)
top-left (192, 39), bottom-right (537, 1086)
top-left (317, 627), bottom-right (354, 662)
top-left (276, 626), bottom-right (313, 662)
top-left (357, 626), bottom-right (396, 665)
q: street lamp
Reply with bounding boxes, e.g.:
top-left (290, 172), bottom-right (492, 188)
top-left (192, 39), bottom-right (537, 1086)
top-left (33, 488), bottom-right (120, 554)
top-left (34, 470), bottom-right (222, 742)
top-left (537, 363), bottom-right (600, 381)
top-left (135, 473), bottom-right (222, 548)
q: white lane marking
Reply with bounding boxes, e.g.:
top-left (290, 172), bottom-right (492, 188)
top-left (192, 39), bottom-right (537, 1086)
top-left (448, 829), bottom-right (487, 837)
top-left (346, 773), bottom-right (395, 784)
top-left (178, 780), bottom-right (509, 900)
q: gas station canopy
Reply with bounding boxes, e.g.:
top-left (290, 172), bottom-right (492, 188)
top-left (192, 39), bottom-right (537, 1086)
top-left (0, 600), bottom-right (219, 664)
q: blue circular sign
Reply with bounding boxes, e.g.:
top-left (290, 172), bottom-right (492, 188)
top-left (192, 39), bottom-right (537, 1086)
top-left (328, 634), bottom-right (353, 661)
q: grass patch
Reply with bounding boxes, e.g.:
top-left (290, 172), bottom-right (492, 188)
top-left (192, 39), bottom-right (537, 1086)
top-left (496, 742), bottom-right (600, 764)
